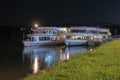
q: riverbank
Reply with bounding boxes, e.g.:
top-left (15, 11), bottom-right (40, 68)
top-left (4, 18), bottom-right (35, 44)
top-left (23, 40), bottom-right (120, 80)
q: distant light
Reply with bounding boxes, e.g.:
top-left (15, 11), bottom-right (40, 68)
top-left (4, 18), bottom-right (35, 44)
top-left (35, 24), bottom-right (38, 28)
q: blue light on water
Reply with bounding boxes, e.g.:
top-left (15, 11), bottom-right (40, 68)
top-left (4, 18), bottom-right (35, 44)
top-left (45, 54), bottom-right (52, 66)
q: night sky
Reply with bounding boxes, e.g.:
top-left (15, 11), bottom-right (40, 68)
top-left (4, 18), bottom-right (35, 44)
top-left (0, 0), bottom-right (120, 25)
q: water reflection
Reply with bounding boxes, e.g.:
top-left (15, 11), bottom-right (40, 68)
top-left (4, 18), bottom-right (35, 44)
top-left (22, 46), bottom-right (89, 74)
top-left (33, 56), bottom-right (39, 74)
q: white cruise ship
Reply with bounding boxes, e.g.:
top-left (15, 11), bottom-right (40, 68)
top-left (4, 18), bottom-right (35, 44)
top-left (23, 26), bottom-right (68, 46)
top-left (65, 26), bottom-right (109, 46)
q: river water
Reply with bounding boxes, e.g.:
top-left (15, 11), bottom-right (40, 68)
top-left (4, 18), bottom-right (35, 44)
top-left (0, 44), bottom-right (92, 80)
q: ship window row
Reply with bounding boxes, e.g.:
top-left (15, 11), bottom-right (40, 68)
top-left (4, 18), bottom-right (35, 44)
top-left (27, 37), bottom-right (51, 41)
top-left (71, 30), bottom-right (85, 33)
top-left (86, 30), bottom-right (98, 34)
top-left (71, 30), bottom-right (98, 34)
top-left (40, 30), bottom-right (67, 34)
top-left (66, 36), bottom-right (87, 40)
top-left (99, 32), bottom-right (108, 34)
top-left (66, 36), bottom-right (103, 40)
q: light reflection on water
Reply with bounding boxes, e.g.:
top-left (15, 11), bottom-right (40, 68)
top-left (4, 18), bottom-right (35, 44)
top-left (23, 46), bottom-right (90, 74)
top-left (33, 56), bottom-right (39, 74)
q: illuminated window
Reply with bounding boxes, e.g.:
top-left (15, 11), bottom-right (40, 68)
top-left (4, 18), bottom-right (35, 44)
top-left (90, 36), bottom-right (94, 40)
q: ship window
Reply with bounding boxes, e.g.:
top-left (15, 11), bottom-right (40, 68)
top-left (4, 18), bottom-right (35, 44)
top-left (91, 30), bottom-right (97, 34)
top-left (53, 31), bottom-right (57, 34)
top-left (86, 36), bottom-right (89, 39)
top-left (90, 36), bottom-right (94, 40)
top-left (31, 37), bottom-right (34, 41)
top-left (34, 36), bottom-right (39, 41)
top-left (45, 37), bottom-right (50, 40)
top-left (43, 31), bottom-right (46, 33)
top-left (76, 36), bottom-right (80, 39)
top-left (66, 36), bottom-right (70, 39)
top-left (49, 31), bottom-right (53, 34)
top-left (75, 36), bottom-right (87, 40)
top-left (86, 30), bottom-right (91, 33)
top-left (33, 36), bottom-right (39, 41)
top-left (70, 36), bottom-right (75, 39)
top-left (39, 37), bottom-right (50, 41)
top-left (71, 30), bottom-right (85, 33)
top-left (34, 37), bottom-right (36, 41)
top-left (39, 37), bottom-right (43, 41)
top-left (83, 36), bottom-right (87, 39)
top-left (99, 32), bottom-right (108, 34)
top-left (56, 36), bottom-right (60, 40)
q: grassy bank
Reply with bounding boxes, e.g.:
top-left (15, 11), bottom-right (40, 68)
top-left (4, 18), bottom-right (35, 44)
top-left (23, 40), bottom-right (120, 80)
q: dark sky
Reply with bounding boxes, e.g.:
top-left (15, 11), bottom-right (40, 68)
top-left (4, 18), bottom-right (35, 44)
top-left (0, 0), bottom-right (120, 25)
